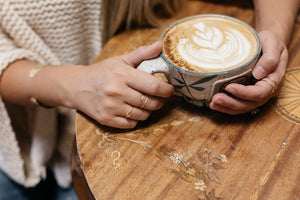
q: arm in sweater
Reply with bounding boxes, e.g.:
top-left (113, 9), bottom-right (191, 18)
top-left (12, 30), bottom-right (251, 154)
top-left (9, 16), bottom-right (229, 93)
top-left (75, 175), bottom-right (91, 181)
top-left (0, 42), bottom-right (174, 129)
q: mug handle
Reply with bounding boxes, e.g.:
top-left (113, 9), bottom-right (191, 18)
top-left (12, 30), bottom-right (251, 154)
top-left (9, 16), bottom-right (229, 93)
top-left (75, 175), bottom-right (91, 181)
top-left (137, 56), bottom-right (170, 75)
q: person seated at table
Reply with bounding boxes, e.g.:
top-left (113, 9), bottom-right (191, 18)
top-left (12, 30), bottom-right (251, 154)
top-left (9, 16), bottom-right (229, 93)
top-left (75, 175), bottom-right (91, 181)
top-left (0, 0), bottom-right (298, 199)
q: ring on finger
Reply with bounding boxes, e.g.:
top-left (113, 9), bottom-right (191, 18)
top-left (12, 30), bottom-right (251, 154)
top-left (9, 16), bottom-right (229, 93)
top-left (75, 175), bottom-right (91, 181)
top-left (269, 76), bottom-right (278, 91)
top-left (261, 77), bottom-right (278, 94)
top-left (125, 106), bottom-right (134, 119)
top-left (139, 95), bottom-right (148, 109)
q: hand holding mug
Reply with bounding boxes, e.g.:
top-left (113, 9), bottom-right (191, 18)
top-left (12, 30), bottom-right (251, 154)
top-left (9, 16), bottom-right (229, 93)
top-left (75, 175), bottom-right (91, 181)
top-left (210, 30), bottom-right (288, 114)
top-left (65, 42), bottom-right (173, 129)
top-left (138, 14), bottom-right (261, 107)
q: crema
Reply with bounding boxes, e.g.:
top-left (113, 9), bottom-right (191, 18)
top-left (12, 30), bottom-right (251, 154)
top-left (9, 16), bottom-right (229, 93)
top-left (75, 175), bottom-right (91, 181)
top-left (163, 15), bottom-right (259, 73)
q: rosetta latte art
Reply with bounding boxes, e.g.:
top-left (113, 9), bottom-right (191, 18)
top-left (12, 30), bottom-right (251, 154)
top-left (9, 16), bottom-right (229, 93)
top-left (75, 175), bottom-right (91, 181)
top-left (178, 22), bottom-right (252, 70)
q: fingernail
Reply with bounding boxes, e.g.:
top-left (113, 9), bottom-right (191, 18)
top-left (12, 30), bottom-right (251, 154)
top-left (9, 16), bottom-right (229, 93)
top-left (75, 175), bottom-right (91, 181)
top-left (209, 103), bottom-right (215, 110)
top-left (213, 98), bottom-right (222, 105)
top-left (225, 86), bottom-right (235, 94)
top-left (210, 101), bottom-right (221, 110)
top-left (253, 66), bottom-right (266, 79)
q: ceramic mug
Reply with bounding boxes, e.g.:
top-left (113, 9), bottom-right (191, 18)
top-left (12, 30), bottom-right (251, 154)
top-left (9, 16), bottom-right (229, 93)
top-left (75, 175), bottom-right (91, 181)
top-left (138, 14), bottom-right (261, 106)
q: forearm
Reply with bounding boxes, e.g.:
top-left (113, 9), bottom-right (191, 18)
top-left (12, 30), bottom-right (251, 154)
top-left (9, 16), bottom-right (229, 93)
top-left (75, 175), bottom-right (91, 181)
top-left (0, 60), bottom-right (39, 106)
top-left (254, 0), bottom-right (299, 45)
top-left (0, 59), bottom-right (82, 107)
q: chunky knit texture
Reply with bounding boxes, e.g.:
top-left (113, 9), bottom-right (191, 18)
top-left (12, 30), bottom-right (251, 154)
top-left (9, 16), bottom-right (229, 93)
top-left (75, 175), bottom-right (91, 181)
top-left (0, 0), bottom-right (103, 188)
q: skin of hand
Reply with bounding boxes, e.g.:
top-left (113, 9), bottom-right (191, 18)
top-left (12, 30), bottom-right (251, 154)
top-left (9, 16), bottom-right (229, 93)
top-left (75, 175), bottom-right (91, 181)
top-left (209, 30), bottom-right (288, 114)
top-left (57, 41), bottom-right (174, 128)
top-left (0, 41), bottom-right (173, 129)
top-left (209, 0), bottom-right (299, 115)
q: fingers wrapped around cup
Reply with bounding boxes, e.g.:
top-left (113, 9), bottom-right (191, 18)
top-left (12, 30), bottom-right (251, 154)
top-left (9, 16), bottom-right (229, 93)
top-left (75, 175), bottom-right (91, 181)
top-left (138, 14), bottom-right (261, 107)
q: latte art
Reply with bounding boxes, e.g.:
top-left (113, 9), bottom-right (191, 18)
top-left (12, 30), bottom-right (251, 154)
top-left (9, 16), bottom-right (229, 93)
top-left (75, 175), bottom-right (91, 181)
top-left (179, 23), bottom-right (251, 69)
top-left (163, 16), bottom-right (259, 73)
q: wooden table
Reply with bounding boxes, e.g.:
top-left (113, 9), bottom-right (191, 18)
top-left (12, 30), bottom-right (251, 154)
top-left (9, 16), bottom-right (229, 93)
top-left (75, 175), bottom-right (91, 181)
top-left (73, 1), bottom-right (300, 200)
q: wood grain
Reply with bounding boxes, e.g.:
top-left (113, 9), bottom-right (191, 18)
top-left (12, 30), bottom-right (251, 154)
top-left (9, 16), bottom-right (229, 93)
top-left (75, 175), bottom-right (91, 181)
top-left (75, 1), bottom-right (300, 200)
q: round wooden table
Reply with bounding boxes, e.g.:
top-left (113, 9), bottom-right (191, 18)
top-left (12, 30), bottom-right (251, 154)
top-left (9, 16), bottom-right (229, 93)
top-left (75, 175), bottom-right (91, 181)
top-left (73, 1), bottom-right (300, 200)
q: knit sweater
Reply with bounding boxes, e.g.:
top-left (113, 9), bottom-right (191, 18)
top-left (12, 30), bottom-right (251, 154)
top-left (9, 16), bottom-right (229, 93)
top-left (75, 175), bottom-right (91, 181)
top-left (0, 0), bottom-right (103, 188)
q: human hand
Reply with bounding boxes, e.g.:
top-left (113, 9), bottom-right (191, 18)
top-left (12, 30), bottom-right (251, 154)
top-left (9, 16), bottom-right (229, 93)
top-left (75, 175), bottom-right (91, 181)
top-left (209, 30), bottom-right (288, 114)
top-left (64, 41), bottom-right (174, 128)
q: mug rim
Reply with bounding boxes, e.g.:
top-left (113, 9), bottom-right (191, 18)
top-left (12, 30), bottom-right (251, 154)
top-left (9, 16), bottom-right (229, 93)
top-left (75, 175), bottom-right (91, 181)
top-left (159, 14), bottom-right (262, 76)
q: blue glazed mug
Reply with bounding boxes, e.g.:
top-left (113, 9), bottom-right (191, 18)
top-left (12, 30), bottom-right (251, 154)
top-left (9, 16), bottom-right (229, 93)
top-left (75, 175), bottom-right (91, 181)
top-left (138, 14), bottom-right (261, 106)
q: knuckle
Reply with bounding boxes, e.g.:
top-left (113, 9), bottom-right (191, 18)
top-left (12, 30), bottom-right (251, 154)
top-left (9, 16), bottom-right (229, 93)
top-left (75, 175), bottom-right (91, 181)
top-left (95, 114), bottom-right (111, 125)
top-left (147, 79), bottom-right (160, 95)
top-left (94, 104), bottom-right (116, 124)
top-left (264, 55), bottom-right (278, 66)
top-left (102, 84), bottom-right (121, 97)
top-left (256, 92), bottom-right (268, 101)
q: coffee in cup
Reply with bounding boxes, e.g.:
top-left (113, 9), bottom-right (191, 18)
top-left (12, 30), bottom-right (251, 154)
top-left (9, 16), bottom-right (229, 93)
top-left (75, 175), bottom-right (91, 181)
top-left (138, 14), bottom-right (261, 106)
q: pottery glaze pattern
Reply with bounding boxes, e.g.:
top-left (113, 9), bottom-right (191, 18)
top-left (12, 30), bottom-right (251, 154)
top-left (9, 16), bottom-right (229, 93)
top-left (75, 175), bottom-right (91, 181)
top-left (168, 62), bottom-right (257, 106)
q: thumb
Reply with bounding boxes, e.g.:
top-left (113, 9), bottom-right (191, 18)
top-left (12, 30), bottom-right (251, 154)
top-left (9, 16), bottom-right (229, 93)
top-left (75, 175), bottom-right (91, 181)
top-left (121, 41), bottom-right (162, 67)
top-left (252, 51), bottom-right (280, 80)
top-left (252, 33), bottom-right (281, 79)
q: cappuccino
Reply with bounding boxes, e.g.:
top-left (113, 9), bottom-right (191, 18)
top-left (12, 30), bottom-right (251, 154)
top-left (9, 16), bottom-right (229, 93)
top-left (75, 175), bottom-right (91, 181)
top-left (162, 15), bottom-right (259, 73)
top-left (138, 14), bottom-right (261, 106)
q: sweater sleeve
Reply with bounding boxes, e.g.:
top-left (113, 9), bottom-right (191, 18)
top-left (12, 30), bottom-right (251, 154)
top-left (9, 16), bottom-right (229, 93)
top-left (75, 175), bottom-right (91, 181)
top-left (0, 0), bottom-right (103, 188)
top-left (0, 1), bottom-right (62, 76)
top-left (0, 26), bottom-right (63, 186)
top-left (0, 2), bottom-right (61, 187)
top-left (0, 28), bottom-right (46, 75)
top-left (0, 25), bottom-right (54, 187)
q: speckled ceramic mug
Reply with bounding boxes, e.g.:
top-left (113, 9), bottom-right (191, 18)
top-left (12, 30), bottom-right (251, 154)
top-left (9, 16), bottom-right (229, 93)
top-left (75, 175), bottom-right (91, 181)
top-left (138, 14), bottom-right (261, 106)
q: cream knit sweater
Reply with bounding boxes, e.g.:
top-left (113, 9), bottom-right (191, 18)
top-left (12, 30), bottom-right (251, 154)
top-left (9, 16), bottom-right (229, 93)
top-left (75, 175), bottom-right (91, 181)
top-left (0, 0), bottom-right (103, 188)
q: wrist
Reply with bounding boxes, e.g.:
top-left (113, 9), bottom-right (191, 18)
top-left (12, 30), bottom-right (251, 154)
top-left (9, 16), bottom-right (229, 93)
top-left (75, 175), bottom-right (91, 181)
top-left (29, 64), bottom-right (54, 108)
top-left (30, 64), bottom-right (85, 109)
top-left (256, 25), bottom-right (289, 46)
top-left (254, 4), bottom-right (298, 46)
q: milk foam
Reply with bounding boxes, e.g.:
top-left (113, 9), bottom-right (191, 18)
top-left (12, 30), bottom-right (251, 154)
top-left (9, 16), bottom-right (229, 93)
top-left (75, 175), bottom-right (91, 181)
top-left (163, 16), bottom-right (259, 73)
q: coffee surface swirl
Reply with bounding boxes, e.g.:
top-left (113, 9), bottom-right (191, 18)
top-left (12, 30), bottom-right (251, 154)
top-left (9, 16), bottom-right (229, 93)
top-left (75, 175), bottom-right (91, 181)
top-left (163, 15), bottom-right (259, 73)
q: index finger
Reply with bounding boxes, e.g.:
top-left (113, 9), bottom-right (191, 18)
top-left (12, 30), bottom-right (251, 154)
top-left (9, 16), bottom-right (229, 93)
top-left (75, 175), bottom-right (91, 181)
top-left (121, 41), bottom-right (163, 67)
top-left (127, 69), bottom-right (174, 98)
top-left (224, 80), bottom-right (274, 102)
